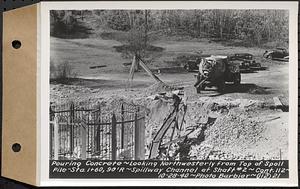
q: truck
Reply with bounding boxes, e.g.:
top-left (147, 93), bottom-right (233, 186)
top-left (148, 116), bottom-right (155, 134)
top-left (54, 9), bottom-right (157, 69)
top-left (182, 54), bottom-right (211, 72)
top-left (194, 56), bottom-right (241, 93)
top-left (229, 53), bottom-right (261, 71)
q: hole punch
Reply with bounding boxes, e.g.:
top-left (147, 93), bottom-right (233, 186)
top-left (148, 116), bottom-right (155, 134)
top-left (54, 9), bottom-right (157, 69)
top-left (12, 40), bottom-right (22, 49)
top-left (12, 143), bottom-right (21, 152)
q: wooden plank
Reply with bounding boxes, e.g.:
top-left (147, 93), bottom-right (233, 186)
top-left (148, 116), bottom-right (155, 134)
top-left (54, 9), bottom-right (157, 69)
top-left (81, 124), bottom-right (87, 160)
top-left (134, 112), bottom-right (145, 160)
top-left (134, 113), bottom-right (139, 160)
top-left (137, 57), bottom-right (163, 83)
top-left (70, 103), bottom-right (75, 154)
top-left (139, 117), bottom-right (145, 160)
top-left (96, 105), bottom-right (101, 152)
top-left (264, 116), bottom-right (281, 122)
top-left (121, 105), bottom-right (125, 149)
top-left (128, 55), bottom-right (136, 81)
top-left (111, 114), bottom-right (117, 160)
top-left (89, 65), bottom-right (107, 69)
top-left (53, 116), bottom-right (59, 160)
top-left (149, 109), bottom-right (177, 159)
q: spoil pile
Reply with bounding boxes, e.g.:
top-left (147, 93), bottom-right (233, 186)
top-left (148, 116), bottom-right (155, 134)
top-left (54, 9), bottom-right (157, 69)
top-left (185, 97), bottom-right (287, 160)
top-left (51, 82), bottom-right (288, 160)
top-left (145, 96), bottom-right (287, 160)
top-left (145, 82), bottom-right (177, 95)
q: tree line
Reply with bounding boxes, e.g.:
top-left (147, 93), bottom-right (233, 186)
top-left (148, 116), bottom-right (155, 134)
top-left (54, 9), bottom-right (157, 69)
top-left (51, 9), bottom-right (288, 46)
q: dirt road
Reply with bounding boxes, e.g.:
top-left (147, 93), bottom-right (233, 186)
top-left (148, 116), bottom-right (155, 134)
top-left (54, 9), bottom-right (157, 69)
top-left (51, 60), bottom-right (288, 105)
top-left (51, 35), bottom-right (289, 105)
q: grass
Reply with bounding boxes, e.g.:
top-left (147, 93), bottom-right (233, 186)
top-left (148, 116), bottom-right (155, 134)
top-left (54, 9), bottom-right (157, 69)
top-left (51, 37), bottom-right (124, 77)
top-left (50, 34), bottom-right (277, 79)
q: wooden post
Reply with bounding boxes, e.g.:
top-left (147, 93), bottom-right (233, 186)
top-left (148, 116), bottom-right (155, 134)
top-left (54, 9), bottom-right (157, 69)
top-left (279, 149), bottom-right (282, 160)
top-left (96, 104), bottom-right (101, 152)
top-left (139, 117), bottom-right (145, 160)
top-left (49, 105), bottom-right (54, 121)
top-left (70, 103), bottom-right (75, 154)
top-left (50, 123), bottom-right (53, 159)
top-left (137, 56), bottom-right (163, 83)
top-left (134, 110), bottom-right (145, 160)
top-left (134, 112), bottom-right (139, 160)
top-left (127, 56), bottom-right (137, 89)
top-left (121, 104), bottom-right (125, 149)
top-left (53, 116), bottom-right (59, 160)
top-left (128, 56), bottom-right (136, 80)
top-left (81, 124), bottom-right (87, 160)
top-left (135, 55), bottom-right (140, 71)
top-left (111, 113), bottom-right (117, 160)
top-left (144, 10), bottom-right (148, 50)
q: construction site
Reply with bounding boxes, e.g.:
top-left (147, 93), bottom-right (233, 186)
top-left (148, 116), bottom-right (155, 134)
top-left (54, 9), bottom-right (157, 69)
top-left (49, 9), bottom-right (289, 161)
top-left (50, 53), bottom-right (289, 161)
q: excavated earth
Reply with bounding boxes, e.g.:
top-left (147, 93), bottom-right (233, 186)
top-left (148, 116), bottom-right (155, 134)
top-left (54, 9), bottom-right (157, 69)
top-left (145, 95), bottom-right (288, 160)
top-left (51, 81), bottom-right (288, 161)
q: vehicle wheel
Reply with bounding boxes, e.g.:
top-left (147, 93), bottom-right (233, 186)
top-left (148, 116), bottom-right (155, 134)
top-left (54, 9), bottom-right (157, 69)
top-left (267, 54), bottom-right (273, 60)
top-left (217, 78), bottom-right (225, 93)
top-left (257, 64), bottom-right (262, 70)
top-left (233, 73), bottom-right (241, 86)
top-left (185, 65), bottom-right (191, 72)
top-left (184, 65), bottom-right (187, 70)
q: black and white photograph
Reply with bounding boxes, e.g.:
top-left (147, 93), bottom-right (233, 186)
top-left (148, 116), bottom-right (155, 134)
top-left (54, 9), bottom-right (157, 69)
top-left (0, 0), bottom-right (297, 187)
top-left (49, 8), bottom-right (291, 162)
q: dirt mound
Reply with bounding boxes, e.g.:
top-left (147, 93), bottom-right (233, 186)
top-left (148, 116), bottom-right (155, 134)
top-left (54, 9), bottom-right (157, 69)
top-left (145, 82), bottom-right (177, 95)
top-left (197, 110), bottom-right (288, 160)
top-left (183, 97), bottom-right (287, 160)
top-left (248, 85), bottom-right (270, 94)
top-left (145, 96), bottom-right (287, 160)
top-left (203, 109), bottom-right (264, 158)
top-left (184, 97), bottom-right (265, 130)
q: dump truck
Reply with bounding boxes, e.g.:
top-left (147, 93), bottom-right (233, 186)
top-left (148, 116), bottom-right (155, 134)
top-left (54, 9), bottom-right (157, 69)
top-left (194, 55), bottom-right (241, 93)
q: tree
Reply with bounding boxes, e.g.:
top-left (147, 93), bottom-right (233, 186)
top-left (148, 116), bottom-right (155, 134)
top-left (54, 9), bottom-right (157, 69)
top-left (50, 10), bottom-right (91, 38)
top-left (50, 9), bottom-right (289, 47)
